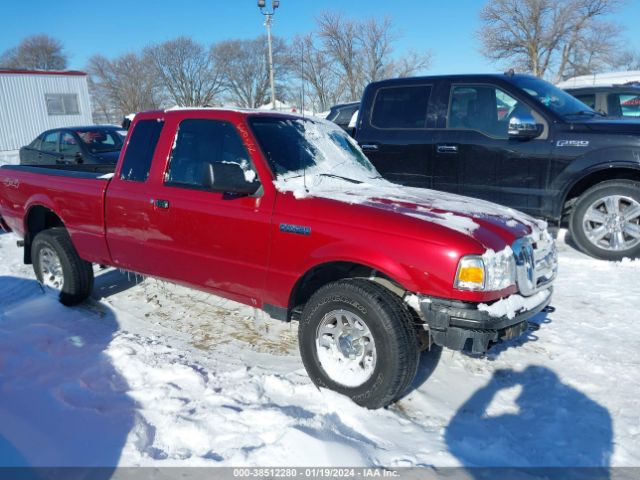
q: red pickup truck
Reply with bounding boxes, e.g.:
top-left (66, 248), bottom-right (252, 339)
top-left (0, 109), bottom-right (557, 408)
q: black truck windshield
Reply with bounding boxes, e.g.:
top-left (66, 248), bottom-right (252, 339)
top-left (249, 116), bottom-right (377, 180)
top-left (511, 76), bottom-right (598, 118)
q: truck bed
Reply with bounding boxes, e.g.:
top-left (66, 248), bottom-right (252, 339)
top-left (2, 163), bottom-right (115, 178)
top-left (0, 164), bottom-right (113, 264)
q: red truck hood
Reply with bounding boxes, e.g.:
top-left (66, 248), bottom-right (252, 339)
top-left (275, 176), bottom-right (544, 250)
top-left (361, 191), bottom-right (536, 248)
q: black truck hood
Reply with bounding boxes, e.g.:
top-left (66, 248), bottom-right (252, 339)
top-left (572, 117), bottom-right (640, 136)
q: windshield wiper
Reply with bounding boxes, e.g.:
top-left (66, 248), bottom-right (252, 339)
top-left (318, 173), bottom-right (362, 184)
top-left (564, 110), bottom-right (602, 117)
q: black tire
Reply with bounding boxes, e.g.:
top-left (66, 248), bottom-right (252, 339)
top-left (298, 279), bottom-right (420, 409)
top-left (31, 227), bottom-right (94, 306)
top-left (570, 180), bottom-right (640, 261)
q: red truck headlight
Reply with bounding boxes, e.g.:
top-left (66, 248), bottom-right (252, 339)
top-left (455, 249), bottom-right (516, 292)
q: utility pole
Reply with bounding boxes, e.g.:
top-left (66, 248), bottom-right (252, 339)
top-left (258, 0), bottom-right (280, 110)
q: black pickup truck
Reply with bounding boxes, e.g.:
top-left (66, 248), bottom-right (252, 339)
top-left (355, 73), bottom-right (640, 260)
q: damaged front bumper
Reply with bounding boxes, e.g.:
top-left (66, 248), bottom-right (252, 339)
top-left (415, 289), bottom-right (553, 355)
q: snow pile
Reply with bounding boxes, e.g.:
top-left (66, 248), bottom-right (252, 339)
top-left (478, 289), bottom-right (551, 319)
top-left (1, 231), bottom-right (640, 468)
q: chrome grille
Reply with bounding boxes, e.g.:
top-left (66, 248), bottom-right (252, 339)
top-left (512, 230), bottom-right (558, 296)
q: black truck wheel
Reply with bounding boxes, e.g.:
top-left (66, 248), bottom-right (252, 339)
top-left (31, 227), bottom-right (94, 305)
top-left (298, 279), bottom-right (420, 409)
top-left (570, 180), bottom-right (640, 261)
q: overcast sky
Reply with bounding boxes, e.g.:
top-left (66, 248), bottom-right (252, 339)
top-left (2, 0), bottom-right (640, 75)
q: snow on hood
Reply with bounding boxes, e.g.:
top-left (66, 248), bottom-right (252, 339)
top-left (271, 119), bottom-right (546, 240)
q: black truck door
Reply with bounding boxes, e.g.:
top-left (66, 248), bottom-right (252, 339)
top-left (357, 83), bottom-right (436, 188)
top-left (433, 81), bottom-right (552, 216)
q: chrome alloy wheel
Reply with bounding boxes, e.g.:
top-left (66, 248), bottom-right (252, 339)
top-left (38, 246), bottom-right (64, 291)
top-left (315, 309), bottom-right (377, 387)
top-left (582, 195), bottom-right (640, 252)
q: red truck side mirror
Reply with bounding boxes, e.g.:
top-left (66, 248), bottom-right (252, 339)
top-left (203, 162), bottom-right (260, 196)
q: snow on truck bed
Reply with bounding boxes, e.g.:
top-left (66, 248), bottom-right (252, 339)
top-left (0, 230), bottom-right (639, 469)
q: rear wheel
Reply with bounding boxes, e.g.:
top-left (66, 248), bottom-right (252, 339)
top-left (31, 227), bottom-right (94, 305)
top-left (570, 180), bottom-right (640, 261)
top-left (298, 279), bottom-right (420, 409)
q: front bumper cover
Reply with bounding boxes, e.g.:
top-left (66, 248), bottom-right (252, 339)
top-left (418, 289), bottom-right (553, 355)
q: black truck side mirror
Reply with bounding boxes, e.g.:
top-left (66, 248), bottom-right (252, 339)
top-left (508, 114), bottom-right (543, 140)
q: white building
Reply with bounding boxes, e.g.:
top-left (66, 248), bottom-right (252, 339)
top-left (0, 69), bottom-right (93, 153)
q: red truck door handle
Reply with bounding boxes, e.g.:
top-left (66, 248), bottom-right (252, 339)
top-left (153, 199), bottom-right (170, 209)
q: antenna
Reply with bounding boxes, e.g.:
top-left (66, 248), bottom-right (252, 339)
top-left (301, 40), bottom-right (306, 119)
top-left (301, 39), bottom-right (308, 193)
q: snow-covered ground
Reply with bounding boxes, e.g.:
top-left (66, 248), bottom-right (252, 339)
top-left (0, 230), bottom-right (639, 469)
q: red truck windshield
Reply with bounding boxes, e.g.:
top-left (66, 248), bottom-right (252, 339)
top-left (249, 116), bottom-right (377, 180)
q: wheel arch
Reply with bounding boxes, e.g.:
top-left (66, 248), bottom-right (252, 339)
top-left (23, 204), bottom-right (66, 264)
top-left (560, 165), bottom-right (640, 224)
top-left (287, 260), bottom-right (410, 321)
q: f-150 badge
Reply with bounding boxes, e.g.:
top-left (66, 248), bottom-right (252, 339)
top-left (557, 140), bottom-right (589, 147)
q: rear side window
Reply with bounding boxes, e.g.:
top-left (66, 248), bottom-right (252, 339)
top-left (575, 94), bottom-right (596, 109)
top-left (370, 85), bottom-right (431, 129)
top-left (41, 131), bottom-right (59, 152)
top-left (617, 93), bottom-right (640, 117)
top-left (165, 119), bottom-right (255, 189)
top-left (60, 132), bottom-right (80, 155)
top-left (334, 104), bottom-right (359, 124)
top-left (119, 119), bottom-right (164, 182)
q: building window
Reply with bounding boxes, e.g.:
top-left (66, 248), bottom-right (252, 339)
top-left (45, 94), bottom-right (80, 115)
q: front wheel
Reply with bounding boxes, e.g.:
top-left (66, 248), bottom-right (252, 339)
top-left (31, 227), bottom-right (94, 305)
top-left (570, 180), bottom-right (640, 261)
top-left (298, 279), bottom-right (420, 409)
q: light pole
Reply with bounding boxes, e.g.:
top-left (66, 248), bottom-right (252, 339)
top-left (258, 0), bottom-right (279, 110)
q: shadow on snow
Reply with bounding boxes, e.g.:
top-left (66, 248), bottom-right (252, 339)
top-left (0, 276), bottom-right (135, 478)
top-left (445, 365), bottom-right (613, 478)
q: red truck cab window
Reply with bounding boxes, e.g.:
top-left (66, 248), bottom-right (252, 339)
top-left (165, 119), bottom-right (257, 189)
top-left (120, 119), bottom-right (164, 182)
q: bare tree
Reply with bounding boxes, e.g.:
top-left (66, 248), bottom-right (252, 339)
top-left (87, 53), bottom-right (161, 123)
top-left (0, 34), bottom-right (67, 70)
top-left (561, 21), bottom-right (620, 78)
top-left (212, 36), bottom-right (291, 108)
top-left (554, 1), bottom-right (622, 81)
top-left (317, 12), bottom-right (362, 101)
top-left (478, 0), bottom-right (623, 80)
top-left (615, 50), bottom-right (640, 70)
top-left (291, 34), bottom-right (345, 112)
top-left (314, 12), bottom-right (432, 104)
top-left (357, 17), bottom-right (397, 85)
top-left (389, 50), bottom-right (433, 78)
top-left (144, 37), bottom-right (225, 107)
